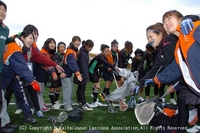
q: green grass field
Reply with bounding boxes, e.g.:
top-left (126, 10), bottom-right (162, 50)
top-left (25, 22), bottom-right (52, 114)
top-left (7, 82), bottom-right (174, 133)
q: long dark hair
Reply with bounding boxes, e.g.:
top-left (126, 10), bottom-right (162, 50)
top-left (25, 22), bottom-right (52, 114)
top-left (42, 38), bottom-right (56, 54)
top-left (20, 30), bottom-right (35, 40)
top-left (23, 24), bottom-right (39, 36)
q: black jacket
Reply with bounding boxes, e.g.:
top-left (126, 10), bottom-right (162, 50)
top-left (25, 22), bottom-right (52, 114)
top-left (88, 53), bottom-right (115, 75)
top-left (131, 57), bottom-right (141, 72)
top-left (118, 48), bottom-right (132, 68)
top-left (137, 50), bottom-right (157, 73)
top-left (142, 34), bottom-right (178, 80)
top-left (74, 46), bottom-right (90, 85)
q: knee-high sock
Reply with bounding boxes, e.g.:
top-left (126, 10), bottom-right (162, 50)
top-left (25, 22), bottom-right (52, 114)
top-left (104, 87), bottom-right (110, 95)
top-left (55, 91), bottom-right (60, 102)
top-left (93, 90), bottom-right (98, 102)
top-left (49, 92), bottom-right (55, 105)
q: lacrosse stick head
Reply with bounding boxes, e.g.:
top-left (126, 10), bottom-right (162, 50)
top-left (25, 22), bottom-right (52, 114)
top-left (134, 101), bottom-right (156, 125)
top-left (57, 111), bottom-right (68, 123)
top-left (48, 111), bottom-right (68, 123)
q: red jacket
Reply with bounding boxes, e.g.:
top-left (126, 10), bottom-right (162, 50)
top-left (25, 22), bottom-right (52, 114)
top-left (23, 43), bottom-right (57, 67)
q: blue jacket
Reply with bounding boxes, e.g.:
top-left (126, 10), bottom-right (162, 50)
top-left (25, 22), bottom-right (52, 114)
top-left (63, 43), bottom-right (80, 78)
top-left (2, 50), bottom-right (35, 90)
top-left (157, 21), bottom-right (200, 96)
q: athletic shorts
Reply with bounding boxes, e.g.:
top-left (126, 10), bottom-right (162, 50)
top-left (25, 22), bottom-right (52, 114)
top-left (89, 72), bottom-right (100, 83)
top-left (102, 69), bottom-right (113, 81)
top-left (45, 75), bottom-right (62, 88)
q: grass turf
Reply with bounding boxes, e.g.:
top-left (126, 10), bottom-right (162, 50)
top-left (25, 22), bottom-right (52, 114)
top-left (7, 82), bottom-right (174, 133)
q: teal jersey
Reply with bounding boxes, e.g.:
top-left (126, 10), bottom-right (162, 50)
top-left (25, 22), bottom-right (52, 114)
top-left (0, 23), bottom-right (9, 73)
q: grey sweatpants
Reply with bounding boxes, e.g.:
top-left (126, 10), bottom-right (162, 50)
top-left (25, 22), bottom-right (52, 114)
top-left (36, 82), bottom-right (45, 109)
top-left (0, 90), bottom-right (10, 127)
top-left (61, 77), bottom-right (74, 108)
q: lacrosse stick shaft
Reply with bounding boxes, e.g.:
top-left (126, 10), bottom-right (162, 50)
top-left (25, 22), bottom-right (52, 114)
top-left (161, 81), bottom-right (179, 98)
top-left (112, 73), bottom-right (119, 89)
top-left (52, 121), bottom-right (56, 128)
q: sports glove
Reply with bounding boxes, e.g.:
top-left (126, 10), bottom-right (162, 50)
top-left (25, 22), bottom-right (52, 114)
top-left (163, 108), bottom-right (176, 117)
top-left (31, 80), bottom-right (40, 92)
top-left (144, 79), bottom-right (154, 86)
top-left (144, 77), bottom-right (162, 88)
top-left (181, 18), bottom-right (194, 35)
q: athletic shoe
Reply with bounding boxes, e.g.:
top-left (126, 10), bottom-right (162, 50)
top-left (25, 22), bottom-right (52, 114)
top-left (54, 101), bottom-right (60, 107)
top-left (77, 102), bottom-right (83, 106)
top-left (138, 97), bottom-right (145, 103)
top-left (41, 107), bottom-right (50, 112)
top-left (99, 93), bottom-right (105, 102)
top-left (65, 105), bottom-right (73, 111)
top-left (0, 125), bottom-right (15, 133)
top-left (187, 125), bottom-right (200, 133)
top-left (92, 101), bottom-right (103, 107)
top-left (170, 99), bottom-right (177, 105)
top-left (36, 111), bottom-right (44, 118)
top-left (71, 101), bottom-right (79, 106)
top-left (82, 104), bottom-right (93, 111)
top-left (52, 104), bottom-right (60, 109)
top-left (30, 108), bottom-right (34, 115)
top-left (15, 109), bottom-right (23, 114)
top-left (24, 117), bottom-right (37, 124)
top-left (87, 103), bottom-right (98, 108)
top-left (90, 94), bottom-right (99, 102)
top-left (138, 96), bottom-right (144, 101)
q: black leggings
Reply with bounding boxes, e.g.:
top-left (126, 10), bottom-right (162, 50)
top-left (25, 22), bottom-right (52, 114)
top-left (76, 84), bottom-right (86, 105)
top-left (145, 84), bottom-right (175, 98)
top-left (5, 85), bottom-right (40, 111)
top-left (177, 97), bottom-right (189, 133)
top-left (145, 85), bottom-right (161, 96)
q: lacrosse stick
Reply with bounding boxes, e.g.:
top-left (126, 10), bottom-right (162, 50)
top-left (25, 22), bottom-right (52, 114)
top-left (99, 86), bottom-right (117, 113)
top-left (161, 81), bottom-right (179, 98)
top-left (154, 81), bottom-right (180, 110)
top-left (48, 113), bottom-right (67, 133)
top-left (111, 70), bottom-right (119, 89)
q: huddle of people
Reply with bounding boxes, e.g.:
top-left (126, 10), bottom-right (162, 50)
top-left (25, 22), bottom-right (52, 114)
top-left (0, 1), bottom-right (200, 133)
